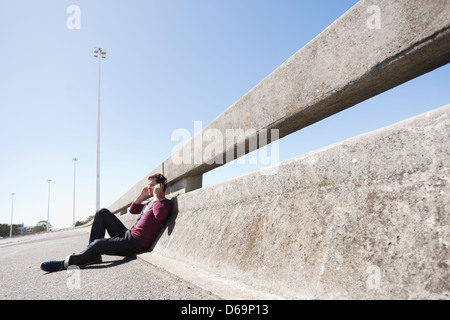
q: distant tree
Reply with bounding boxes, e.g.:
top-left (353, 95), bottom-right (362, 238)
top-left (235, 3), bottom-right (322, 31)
top-left (75, 215), bottom-right (94, 227)
top-left (0, 223), bottom-right (20, 236)
top-left (0, 224), bottom-right (10, 237)
top-left (34, 220), bottom-right (52, 233)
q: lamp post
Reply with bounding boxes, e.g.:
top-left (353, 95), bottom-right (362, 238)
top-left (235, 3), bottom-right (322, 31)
top-left (9, 193), bottom-right (15, 237)
top-left (46, 179), bottom-right (52, 232)
top-left (93, 47), bottom-right (106, 212)
top-left (72, 157), bottom-right (78, 227)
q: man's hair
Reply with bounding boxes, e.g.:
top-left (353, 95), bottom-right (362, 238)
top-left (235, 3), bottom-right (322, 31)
top-left (148, 173), bottom-right (167, 191)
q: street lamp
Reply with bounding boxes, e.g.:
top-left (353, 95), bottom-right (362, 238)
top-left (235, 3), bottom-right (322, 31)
top-left (46, 179), bottom-right (52, 232)
top-left (10, 193), bottom-right (15, 237)
top-left (93, 47), bottom-right (106, 212)
top-left (72, 158), bottom-right (78, 227)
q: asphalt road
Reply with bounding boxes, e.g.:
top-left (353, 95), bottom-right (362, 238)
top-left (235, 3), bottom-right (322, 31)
top-left (0, 228), bottom-right (219, 300)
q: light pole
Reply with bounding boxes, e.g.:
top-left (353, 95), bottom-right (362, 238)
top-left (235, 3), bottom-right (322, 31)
top-left (46, 179), bottom-right (52, 232)
top-left (93, 47), bottom-right (106, 212)
top-left (72, 157), bottom-right (78, 227)
top-left (9, 193), bottom-right (15, 237)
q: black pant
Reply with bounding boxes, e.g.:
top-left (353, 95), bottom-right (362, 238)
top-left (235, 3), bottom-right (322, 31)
top-left (69, 208), bottom-right (144, 266)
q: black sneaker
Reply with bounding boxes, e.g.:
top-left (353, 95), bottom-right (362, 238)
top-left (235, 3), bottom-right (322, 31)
top-left (40, 260), bottom-right (65, 273)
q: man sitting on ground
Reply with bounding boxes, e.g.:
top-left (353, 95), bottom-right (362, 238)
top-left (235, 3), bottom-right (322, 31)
top-left (40, 173), bottom-right (171, 272)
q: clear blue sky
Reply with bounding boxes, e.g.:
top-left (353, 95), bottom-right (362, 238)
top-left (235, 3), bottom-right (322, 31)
top-left (0, 0), bottom-right (448, 229)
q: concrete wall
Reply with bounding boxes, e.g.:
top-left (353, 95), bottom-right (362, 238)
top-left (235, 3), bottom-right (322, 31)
top-left (108, 0), bottom-right (450, 214)
top-left (109, 0), bottom-right (450, 299)
top-left (121, 105), bottom-right (449, 299)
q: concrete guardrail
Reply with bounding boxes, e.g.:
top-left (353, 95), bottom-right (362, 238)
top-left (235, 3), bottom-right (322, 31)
top-left (108, 0), bottom-right (449, 299)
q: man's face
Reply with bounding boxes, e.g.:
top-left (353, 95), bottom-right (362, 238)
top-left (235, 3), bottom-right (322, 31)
top-left (147, 178), bottom-right (158, 196)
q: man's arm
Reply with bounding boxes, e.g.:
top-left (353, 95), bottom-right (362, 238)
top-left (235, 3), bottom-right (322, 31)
top-left (152, 199), bottom-right (171, 221)
top-left (136, 184), bottom-right (152, 203)
top-left (151, 183), bottom-right (170, 220)
top-left (130, 185), bottom-right (151, 214)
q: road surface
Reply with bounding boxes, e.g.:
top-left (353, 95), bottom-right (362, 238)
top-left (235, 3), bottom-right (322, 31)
top-left (0, 228), bottom-right (219, 300)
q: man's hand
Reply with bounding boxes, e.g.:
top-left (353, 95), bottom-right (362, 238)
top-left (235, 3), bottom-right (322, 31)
top-left (134, 185), bottom-right (151, 204)
top-left (153, 183), bottom-right (165, 201)
top-left (133, 179), bottom-right (166, 205)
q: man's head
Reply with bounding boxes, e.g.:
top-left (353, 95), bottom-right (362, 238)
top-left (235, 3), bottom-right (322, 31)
top-left (148, 173), bottom-right (167, 192)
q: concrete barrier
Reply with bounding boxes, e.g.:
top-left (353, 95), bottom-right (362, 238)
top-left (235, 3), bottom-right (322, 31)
top-left (126, 104), bottom-right (449, 299)
top-left (108, 0), bottom-right (450, 299)
top-left (109, 0), bottom-right (450, 214)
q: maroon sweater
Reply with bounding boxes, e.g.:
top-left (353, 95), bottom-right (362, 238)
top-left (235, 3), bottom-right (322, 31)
top-left (129, 198), bottom-right (171, 249)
